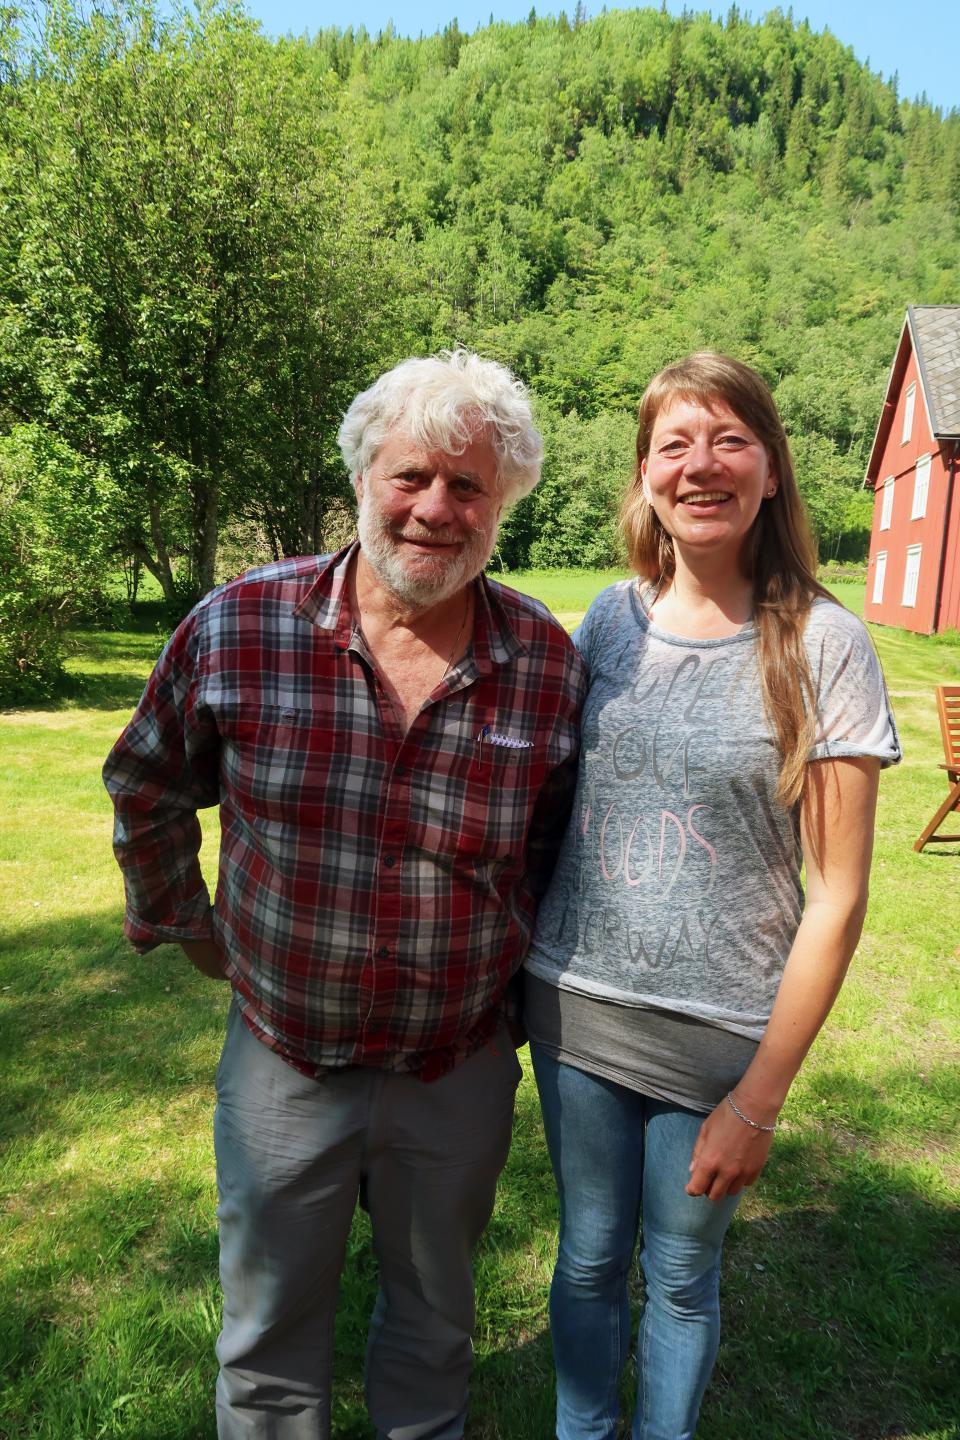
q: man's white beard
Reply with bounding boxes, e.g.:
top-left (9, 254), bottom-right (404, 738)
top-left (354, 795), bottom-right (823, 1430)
top-left (357, 493), bottom-right (497, 610)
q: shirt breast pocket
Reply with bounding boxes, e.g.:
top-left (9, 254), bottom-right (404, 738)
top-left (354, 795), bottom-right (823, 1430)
top-left (219, 704), bottom-right (339, 825)
top-left (454, 740), bottom-right (549, 860)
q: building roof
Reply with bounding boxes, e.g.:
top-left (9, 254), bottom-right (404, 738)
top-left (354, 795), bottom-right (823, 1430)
top-left (865, 305), bottom-right (960, 485)
top-left (911, 306), bottom-right (960, 437)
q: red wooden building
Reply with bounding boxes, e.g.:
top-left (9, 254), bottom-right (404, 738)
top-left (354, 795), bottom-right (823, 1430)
top-left (863, 305), bottom-right (960, 634)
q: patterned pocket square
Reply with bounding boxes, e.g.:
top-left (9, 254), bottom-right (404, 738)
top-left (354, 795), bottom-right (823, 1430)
top-left (480, 730), bottom-right (533, 750)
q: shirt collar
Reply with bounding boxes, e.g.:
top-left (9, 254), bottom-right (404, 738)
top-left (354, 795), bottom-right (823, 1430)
top-left (290, 544), bottom-right (356, 647)
top-left (291, 540), bottom-right (527, 670)
top-left (473, 568), bottom-right (526, 672)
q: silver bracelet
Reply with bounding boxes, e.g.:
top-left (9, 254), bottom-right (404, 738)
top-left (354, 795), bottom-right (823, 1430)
top-left (726, 1092), bottom-right (777, 1133)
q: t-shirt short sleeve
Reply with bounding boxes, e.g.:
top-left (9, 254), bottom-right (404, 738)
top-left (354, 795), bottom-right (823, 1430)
top-left (571, 615), bottom-right (592, 663)
top-left (571, 582), bottom-right (630, 671)
top-left (805, 601), bottom-right (901, 766)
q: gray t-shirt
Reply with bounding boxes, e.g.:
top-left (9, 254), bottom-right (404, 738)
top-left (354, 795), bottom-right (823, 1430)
top-left (526, 583), bottom-right (901, 1063)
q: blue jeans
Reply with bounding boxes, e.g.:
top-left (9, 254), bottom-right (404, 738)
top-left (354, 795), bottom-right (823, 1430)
top-left (531, 1045), bottom-right (741, 1440)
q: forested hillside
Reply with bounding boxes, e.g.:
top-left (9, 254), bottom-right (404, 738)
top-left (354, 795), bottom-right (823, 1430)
top-left (318, 8), bottom-right (960, 566)
top-left (2, 0), bottom-right (959, 699)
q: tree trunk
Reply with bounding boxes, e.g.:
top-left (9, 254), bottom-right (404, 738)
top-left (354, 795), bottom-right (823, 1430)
top-left (131, 502), bottom-right (178, 603)
top-left (196, 470), bottom-right (220, 595)
top-left (133, 541), bottom-right (175, 603)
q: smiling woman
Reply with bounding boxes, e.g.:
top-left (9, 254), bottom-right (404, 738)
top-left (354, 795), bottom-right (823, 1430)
top-left (624, 352), bottom-right (830, 802)
top-left (640, 398), bottom-right (777, 584)
top-left (523, 351), bottom-right (901, 1440)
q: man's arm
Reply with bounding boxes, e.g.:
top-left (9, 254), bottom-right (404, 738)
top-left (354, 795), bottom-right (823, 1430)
top-left (525, 753), bottom-right (581, 901)
top-left (103, 611), bottom-right (222, 957)
top-left (497, 752), bottom-right (580, 1044)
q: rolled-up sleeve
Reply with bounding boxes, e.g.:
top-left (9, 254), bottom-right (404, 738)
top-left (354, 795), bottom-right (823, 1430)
top-left (102, 609), bottom-right (221, 953)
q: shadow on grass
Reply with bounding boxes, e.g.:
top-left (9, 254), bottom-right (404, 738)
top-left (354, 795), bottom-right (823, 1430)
top-left (0, 909), bottom-right (229, 1151)
top-left (51, 666), bottom-right (154, 712)
top-left (22, 603), bottom-right (172, 714)
top-left (1, 915), bottom-right (957, 1438)
top-left (472, 1066), bottom-right (960, 1440)
top-left (72, 601), bottom-right (175, 639)
top-left (703, 1098), bottom-right (960, 1440)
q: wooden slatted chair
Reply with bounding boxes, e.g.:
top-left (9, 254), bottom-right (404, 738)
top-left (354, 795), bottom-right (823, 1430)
top-left (914, 684), bottom-right (960, 853)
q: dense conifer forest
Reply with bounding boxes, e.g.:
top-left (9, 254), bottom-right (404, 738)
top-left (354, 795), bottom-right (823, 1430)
top-left (323, 6), bottom-right (960, 566)
top-left (2, 0), bottom-right (959, 698)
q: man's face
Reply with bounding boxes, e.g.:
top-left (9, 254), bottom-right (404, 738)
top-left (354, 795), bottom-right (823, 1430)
top-left (356, 427), bottom-right (503, 609)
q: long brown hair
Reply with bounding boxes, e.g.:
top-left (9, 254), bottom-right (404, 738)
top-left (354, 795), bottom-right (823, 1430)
top-left (620, 352), bottom-right (835, 807)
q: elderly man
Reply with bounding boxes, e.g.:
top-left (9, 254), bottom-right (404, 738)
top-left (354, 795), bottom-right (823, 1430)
top-left (103, 349), bottom-right (585, 1439)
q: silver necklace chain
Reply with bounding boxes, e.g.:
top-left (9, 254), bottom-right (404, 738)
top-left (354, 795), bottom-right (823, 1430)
top-left (441, 590), bottom-right (471, 679)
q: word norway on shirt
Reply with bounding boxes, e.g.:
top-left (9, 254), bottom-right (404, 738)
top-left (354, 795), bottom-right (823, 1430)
top-left (548, 784), bottom-right (722, 975)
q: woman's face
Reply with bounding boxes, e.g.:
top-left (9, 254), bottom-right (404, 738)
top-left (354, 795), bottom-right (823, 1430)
top-left (640, 395), bottom-right (777, 565)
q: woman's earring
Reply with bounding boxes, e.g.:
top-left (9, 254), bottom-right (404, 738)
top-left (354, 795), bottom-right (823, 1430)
top-left (765, 488), bottom-right (776, 498)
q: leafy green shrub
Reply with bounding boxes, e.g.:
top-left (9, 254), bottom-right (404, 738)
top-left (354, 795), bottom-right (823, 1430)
top-left (789, 430), bottom-right (874, 562)
top-left (0, 579), bottom-right (63, 705)
top-left (0, 426), bottom-right (113, 707)
top-left (498, 408), bottom-right (635, 569)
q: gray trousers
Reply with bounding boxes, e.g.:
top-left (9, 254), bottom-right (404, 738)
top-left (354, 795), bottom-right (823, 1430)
top-left (213, 1001), bottom-right (522, 1439)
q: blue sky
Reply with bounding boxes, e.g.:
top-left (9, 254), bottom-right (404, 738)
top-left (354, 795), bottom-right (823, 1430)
top-left (245, 0), bottom-right (958, 114)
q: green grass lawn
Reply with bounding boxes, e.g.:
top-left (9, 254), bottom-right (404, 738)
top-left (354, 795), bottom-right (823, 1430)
top-left (1, 576), bottom-right (958, 1439)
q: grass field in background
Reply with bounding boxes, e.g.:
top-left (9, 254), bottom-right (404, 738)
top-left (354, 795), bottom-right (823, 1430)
top-left (1, 575), bottom-right (958, 1439)
top-left (494, 567), bottom-right (630, 630)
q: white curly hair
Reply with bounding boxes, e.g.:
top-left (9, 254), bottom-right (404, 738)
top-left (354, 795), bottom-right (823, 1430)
top-left (337, 348), bottom-right (543, 502)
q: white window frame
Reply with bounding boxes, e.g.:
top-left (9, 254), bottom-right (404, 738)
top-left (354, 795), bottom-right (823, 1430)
top-left (902, 382), bottom-right (916, 444)
top-left (872, 550), bottom-right (887, 604)
top-left (879, 476), bottom-right (895, 530)
top-left (902, 544), bottom-right (922, 608)
top-left (911, 453), bottom-right (931, 520)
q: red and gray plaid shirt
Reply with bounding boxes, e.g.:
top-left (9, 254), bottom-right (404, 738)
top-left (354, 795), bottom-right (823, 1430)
top-left (104, 545), bottom-right (585, 1080)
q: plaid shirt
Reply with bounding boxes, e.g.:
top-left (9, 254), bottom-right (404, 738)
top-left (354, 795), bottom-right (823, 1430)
top-left (104, 545), bottom-right (585, 1080)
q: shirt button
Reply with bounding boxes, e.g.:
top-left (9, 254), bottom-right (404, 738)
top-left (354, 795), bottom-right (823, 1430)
top-left (384, 855), bottom-right (396, 868)
top-left (396, 765), bottom-right (406, 777)
top-left (376, 945), bottom-right (389, 959)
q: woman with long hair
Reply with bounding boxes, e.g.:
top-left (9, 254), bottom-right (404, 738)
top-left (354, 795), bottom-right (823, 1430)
top-left (524, 353), bottom-right (900, 1439)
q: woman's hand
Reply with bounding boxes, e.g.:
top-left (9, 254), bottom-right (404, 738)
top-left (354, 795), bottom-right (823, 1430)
top-left (685, 1095), bottom-right (776, 1201)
